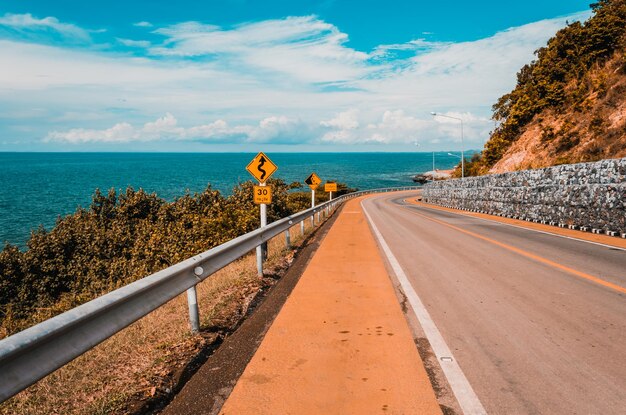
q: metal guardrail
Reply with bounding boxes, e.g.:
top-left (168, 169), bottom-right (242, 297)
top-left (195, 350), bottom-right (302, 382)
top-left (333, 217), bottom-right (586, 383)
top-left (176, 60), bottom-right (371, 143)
top-left (0, 186), bottom-right (420, 402)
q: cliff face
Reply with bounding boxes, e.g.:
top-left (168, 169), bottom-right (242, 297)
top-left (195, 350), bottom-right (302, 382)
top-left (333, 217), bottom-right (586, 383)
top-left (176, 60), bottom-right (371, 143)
top-left (490, 53), bottom-right (626, 173)
top-left (467, 0), bottom-right (626, 176)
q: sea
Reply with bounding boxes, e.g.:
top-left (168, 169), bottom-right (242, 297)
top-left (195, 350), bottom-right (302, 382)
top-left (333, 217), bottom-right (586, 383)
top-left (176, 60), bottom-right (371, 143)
top-left (0, 152), bottom-right (460, 248)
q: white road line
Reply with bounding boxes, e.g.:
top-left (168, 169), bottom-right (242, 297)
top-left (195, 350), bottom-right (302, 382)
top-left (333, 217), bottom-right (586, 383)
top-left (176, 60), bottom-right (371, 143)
top-left (404, 200), bottom-right (626, 252)
top-left (362, 200), bottom-right (488, 415)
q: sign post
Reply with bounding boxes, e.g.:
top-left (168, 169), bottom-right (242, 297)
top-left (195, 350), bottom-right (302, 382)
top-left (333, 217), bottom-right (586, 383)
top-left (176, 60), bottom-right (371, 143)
top-left (246, 152), bottom-right (278, 275)
top-left (259, 183), bottom-right (268, 261)
top-left (305, 173), bottom-right (321, 225)
top-left (324, 182), bottom-right (337, 201)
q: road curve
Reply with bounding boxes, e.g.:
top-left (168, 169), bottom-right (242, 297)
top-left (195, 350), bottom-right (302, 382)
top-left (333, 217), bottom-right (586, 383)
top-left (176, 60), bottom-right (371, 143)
top-left (363, 192), bottom-right (626, 414)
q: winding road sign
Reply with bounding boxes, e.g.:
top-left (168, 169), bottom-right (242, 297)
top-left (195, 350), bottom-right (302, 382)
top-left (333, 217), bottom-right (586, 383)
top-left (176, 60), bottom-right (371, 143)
top-left (246, 152), bottom-right (277, 183)
top-left (305, 173), bottom-right (322, 190)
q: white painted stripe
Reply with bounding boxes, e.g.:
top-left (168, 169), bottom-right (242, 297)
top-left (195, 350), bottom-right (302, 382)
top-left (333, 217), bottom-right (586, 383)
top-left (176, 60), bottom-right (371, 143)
top-left (362, 200), bottom-right (487, 415)
top-left (408, 201), bottom-right (626, 252)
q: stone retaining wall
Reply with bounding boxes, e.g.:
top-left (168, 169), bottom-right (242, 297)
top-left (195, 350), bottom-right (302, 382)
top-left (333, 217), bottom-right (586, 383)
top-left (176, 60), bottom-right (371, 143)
top-left (422, 158), bottom-right (626, 235)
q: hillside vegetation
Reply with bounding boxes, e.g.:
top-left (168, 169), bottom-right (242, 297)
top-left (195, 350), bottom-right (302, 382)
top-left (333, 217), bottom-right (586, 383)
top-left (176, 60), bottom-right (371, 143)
top-left (0, 179), bottom-right (354, 338)
top-left (465, 0), bottom-right (626, 175)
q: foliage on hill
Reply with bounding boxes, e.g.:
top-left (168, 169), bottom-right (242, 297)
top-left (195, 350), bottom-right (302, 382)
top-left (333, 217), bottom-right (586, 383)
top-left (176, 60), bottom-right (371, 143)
top-left (0, 179), bottom-right (355, 337)
top-left (465, 0), bottom-right (626, 174)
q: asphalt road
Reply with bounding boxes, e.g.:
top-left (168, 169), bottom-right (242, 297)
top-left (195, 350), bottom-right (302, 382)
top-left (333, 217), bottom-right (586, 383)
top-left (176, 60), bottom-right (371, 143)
top-left (362, 192), bottom-right (626, 415)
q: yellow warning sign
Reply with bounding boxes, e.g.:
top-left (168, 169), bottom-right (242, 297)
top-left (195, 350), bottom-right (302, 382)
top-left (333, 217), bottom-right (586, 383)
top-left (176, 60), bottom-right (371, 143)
top-left (304, 173), bottom-right (322, 190)
top-left (324, 182), bottom-right (337, 192)
top-left (246, 152), bottom-right (277, 184)
top-left (253, 185), bottom-right (272, 204)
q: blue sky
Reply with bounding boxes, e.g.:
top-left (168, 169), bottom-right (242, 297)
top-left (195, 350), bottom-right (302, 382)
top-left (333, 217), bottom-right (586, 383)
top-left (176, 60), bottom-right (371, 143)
top-left (0, 1), bottom-right (592, 152)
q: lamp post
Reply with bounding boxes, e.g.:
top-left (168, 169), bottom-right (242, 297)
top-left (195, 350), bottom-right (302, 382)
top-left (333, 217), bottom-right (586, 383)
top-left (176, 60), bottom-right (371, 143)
top-left (431, 112), bottom-right (464, 178)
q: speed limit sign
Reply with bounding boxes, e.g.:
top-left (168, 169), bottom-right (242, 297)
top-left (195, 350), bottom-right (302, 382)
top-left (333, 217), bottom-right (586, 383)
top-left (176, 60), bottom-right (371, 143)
top-left (253, 185), bottom-right (272, 204)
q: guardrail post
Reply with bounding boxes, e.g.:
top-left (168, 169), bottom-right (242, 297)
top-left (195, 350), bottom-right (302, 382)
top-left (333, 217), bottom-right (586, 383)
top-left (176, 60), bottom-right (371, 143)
top-left (187, 285), bottom-right (200, 333)
top-left (285, 229), bottom-right (291, 249)
top-left (256, 245), bottom-right (263, 277)
top-left (300, 220), bottom-right (305, 236)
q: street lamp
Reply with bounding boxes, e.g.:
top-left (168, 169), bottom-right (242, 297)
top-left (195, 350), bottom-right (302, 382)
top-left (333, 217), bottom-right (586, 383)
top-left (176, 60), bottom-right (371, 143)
top-left (431, 112), bottom-right (464, 178)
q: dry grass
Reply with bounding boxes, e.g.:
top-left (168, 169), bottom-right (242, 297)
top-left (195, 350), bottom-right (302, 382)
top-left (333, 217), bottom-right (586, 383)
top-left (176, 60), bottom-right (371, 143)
top-left (0, 217), bottom-right (322, 415)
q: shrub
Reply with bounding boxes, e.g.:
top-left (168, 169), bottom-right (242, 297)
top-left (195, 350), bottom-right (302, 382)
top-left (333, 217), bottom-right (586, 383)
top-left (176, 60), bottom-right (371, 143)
top-left (0, 179), bottom-right (355, 337)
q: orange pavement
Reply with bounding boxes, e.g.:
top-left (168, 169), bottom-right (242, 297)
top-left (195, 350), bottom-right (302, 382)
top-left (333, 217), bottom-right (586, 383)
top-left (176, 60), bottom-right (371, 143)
top-left (219, 197), bottom-right (442, 415)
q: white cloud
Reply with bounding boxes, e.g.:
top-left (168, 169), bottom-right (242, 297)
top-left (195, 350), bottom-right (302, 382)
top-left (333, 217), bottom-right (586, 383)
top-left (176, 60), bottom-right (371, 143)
top-left (0, 39), bottom-right (216, 90)
top-left (249, 116), bottom-right (318, 143)
top-left (116, 38), bottom-right (151, 48)
top-left (319, 108), bottom-right (494, 145)
top-left (1, 11), bottom-right (592, 149)
top-left (186, 119), bottom-right (246, 140)
top-left (133, 21), bottom-right (153, 28)
top-left (46, 122), bottom-right (135, 143)
top-left (430, 111), bottom-right (492, 143)
top-left (320, 109), bottom-right (360, 142)
top-left (150, 16), bottom-right (371, 83)
top-left (46, 113), bottom-right (233, 143)
top-left (45, 113), bottom-right (312, 144)
top-left (0, 13), bottom-right (91, 42)
top-left (371, 39), bottom-right (444, 59)
top-left (321, 109), bottom-right (359, 130)
top-left (321, 109), bottom-right (428, 144)
top-left (367, 110), bottom-right (426, 142)
top-left (141, 113), bottom-right (184, 138)
top-left (361, 13), bottom-right (592, 110)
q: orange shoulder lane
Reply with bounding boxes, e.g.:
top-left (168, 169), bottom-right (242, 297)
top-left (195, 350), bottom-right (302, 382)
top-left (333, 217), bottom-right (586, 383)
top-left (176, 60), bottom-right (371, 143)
top-left (219, 196), bottom-right (442, 415)
top-left (406, 199), bottom-right (626, 250)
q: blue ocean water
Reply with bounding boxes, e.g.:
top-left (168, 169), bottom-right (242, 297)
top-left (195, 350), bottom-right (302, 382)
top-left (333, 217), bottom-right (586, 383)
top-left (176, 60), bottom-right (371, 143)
top-left (0, 152), bottom-right (459, 248)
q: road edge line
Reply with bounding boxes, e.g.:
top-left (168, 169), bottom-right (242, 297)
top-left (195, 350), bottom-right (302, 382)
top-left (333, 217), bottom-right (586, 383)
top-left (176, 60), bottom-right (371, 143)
top-left (361, 200), bottom-right (487, 415)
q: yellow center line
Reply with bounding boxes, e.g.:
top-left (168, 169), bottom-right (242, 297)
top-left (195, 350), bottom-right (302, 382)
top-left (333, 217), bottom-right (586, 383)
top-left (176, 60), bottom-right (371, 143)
top-left (403, 206), bottom-right (626, 295)
top-left (405, 198), bottom-right (626, 249)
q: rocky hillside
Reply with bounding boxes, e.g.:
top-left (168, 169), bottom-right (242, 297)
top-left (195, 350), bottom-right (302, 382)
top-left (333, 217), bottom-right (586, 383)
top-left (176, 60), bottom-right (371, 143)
top-left (466, 0), bottom-right (626, 175)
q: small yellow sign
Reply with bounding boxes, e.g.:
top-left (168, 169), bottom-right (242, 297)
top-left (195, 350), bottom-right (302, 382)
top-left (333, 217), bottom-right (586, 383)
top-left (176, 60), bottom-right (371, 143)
top-left (253, 185), bottom-right (272, 204)
top-left (325, 182), bottom-right (337, 192)
top-left (246, 152), bottom-right (277, 184)
top-left (304, 172), bottom-right (322, 190)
